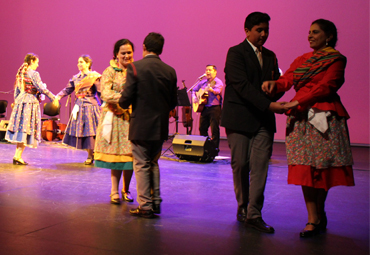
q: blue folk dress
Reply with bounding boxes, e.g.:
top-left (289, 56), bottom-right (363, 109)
top-left (57, 71), bottom-right (101, 150)
top-left (6, 69), bottom-right (55, 148)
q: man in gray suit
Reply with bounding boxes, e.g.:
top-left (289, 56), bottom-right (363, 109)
top-left (221, 12), bottom-right (286, 232)
top-left (119, 32), bottom-right (177, 218)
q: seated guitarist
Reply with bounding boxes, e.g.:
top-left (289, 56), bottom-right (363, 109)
top-left (192, 65), bottom-right (224, 153)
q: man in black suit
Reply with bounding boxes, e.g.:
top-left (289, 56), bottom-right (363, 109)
top-left (119, 32), bottom-right (177, 218)
top-left (221, 12), bottom-right (286, 233)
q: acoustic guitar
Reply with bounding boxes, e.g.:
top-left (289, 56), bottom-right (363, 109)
top-left (192, 80), bottom-right (215, 113)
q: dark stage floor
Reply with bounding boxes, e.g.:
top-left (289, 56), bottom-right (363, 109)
top-left (0, 139), bottom-right (368, 255)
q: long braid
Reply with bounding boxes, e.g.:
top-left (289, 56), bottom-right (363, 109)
top-left (14, 63), bottom-right (29, 91)
top-left (15, 53), bottom-right (38, 91)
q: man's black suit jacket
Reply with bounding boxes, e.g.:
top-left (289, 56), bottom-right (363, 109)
top-left (221, 40), bottom-right (282, 134)
top-left (119, 55), bottom-right (177, 141)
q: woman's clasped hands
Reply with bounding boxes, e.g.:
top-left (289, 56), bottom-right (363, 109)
top-left (52, 96), bottom-right (60, 108)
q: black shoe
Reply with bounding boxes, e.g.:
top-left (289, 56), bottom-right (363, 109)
top-left (122, 191), bottom-right (134, 202)
top-left (237, 207), bottom-right (247, 222)
top-left (245, 217), bottom-right (275, 233)
top-left (215, 148), bottom-right (220, 156)
top-left (300, 222), bottom-right (321, 238)
top-left (152, 203), bottom-right (161, 214)
top-left (129, 207), bottom-right (154, 218)
top-left (13, 158), bottom-right (28, 165)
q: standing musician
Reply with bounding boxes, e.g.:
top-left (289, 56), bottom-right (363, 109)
top-left (192, 65), bottom-right (223, 152)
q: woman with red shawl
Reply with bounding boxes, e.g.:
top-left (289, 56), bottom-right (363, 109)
top-left (262, 19), bottom-right (354, 237)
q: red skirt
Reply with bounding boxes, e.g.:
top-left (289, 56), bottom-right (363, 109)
top-left (288, 165), bottom-right (354, 191)
top-left (286, 113), bottom-right (355, 191)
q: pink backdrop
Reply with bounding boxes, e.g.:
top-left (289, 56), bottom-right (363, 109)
top-left (0, 0), bottom-right (368, 145)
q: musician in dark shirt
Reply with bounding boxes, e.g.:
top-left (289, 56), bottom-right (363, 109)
top-left (192, 65), bottom-right (224, 151)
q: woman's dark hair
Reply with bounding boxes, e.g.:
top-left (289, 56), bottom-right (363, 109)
top-left (143, 32), bottom-right (164, 55)
top-left (24, 53), bottom-right (38, 65)
top-left (244, 12), bottom-right (270, 30)
top-left (80, 55), bottom-right (93, 70)
top-left (312, 19), bottom-right (338, 48)
top-left (15, 53), bottom-right (38, 89)
top-left (113, 39), bottom-right (134, 59)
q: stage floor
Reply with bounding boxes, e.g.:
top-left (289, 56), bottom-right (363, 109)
top-left (0, 139), bottom-right (368, 255)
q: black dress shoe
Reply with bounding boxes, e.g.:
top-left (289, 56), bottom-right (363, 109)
top-left (300, 222), bottom-right (321, 238)
top-left (152, 203), bottom-right (161, 214)
top-left (129, 207), bottom-right (154, 218)
top-left (245, 217), bottom-right (275, 233)
top-left (237, 207), bottom-right (247, 222)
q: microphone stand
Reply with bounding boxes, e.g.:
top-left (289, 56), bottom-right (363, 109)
top-left (187, 78), bottom-right (203, 94)
top-left (161, 80), bottom-right (193, 158)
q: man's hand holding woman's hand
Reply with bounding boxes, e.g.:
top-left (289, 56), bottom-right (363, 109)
top-left (269, 102), bottom-right (288, 114)
top-left (282, 100), bottom-right (299, 110)
top-left (263, 81), bottom-right (299, 113)
top-left (269, 100), bottom-right (299, 114)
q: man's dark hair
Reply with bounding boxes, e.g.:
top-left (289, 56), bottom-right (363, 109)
top-left (206, 65), bottom-right (217, 71)
top-left (244, 12), bottom-right (270, 30)
top-left (143, 32), bottom-right (164, 55)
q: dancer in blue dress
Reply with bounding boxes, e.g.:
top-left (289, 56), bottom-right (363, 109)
top-left (6, 53), bottom-right (57, 165)
top-left (54, 55), bottom-right (101, 164)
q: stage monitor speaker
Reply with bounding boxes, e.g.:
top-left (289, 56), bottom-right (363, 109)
top-left (172, 134), bottom-right (217, 162)
top-left (0, 120), bottom-right (9, 141)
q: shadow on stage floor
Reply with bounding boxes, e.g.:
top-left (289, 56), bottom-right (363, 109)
top-left (0, 139), bottom-right (368, 255)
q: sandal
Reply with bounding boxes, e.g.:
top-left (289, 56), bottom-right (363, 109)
top-left (84, 157), bottom-right (94, 165)
top-left (110, 193), bottom-right (121, 204)
top-left (121, 191), bottom-right (134, 202)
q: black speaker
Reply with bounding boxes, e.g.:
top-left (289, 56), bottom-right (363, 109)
top-left (172, 135), bottom-right (217, 162)
top-left (0, 120), bottom-right (9, 141)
